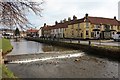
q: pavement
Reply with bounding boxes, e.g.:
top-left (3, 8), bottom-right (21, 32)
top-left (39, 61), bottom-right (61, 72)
top-left (61, 39), bottom-right (120, 47)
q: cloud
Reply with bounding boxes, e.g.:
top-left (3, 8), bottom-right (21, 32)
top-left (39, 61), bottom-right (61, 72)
top-left (28, 0), bottom-right (120, 28)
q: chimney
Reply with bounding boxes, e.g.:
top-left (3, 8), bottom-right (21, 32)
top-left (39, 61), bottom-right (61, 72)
top-left (68, 17), bottom-right (71, 21)
top-left (44, 23), bottom-right (46, 27)
top-left (114, 16), bottom-right (116, 20)
top-left (73, 15), bottom-right (77, 20)
top-left (55, 21), bottom-right (58, 25)
top-left (85, 13), bottom-right (88, 18)
top-left (63, 18), bottom-right (66, 23)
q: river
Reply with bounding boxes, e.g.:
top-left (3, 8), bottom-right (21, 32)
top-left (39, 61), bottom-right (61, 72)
top-left (6, 39), bottom-right (119, 78)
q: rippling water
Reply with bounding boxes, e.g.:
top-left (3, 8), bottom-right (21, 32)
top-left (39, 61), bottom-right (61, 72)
top-left (6, 39), bottom-right (119, 78)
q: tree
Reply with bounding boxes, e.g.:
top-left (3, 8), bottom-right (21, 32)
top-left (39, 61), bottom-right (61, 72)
top-left (14, 28), bottom-right (20, 36)
top-left (0, 0), bottom-right (44, 29)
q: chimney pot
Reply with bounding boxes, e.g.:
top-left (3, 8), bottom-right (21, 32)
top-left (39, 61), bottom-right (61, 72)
top-left (73, 15), bottom-right (77, 20)
top-left (85, 13), bottom-right (88, 18)
top-left (44, 23), bottom-right (46, 27)
top-left (114, 16), bottom-right (116, 20)
top-left (68, 17), bottom-right (71, 21)
top-left (55, 21), bottom-right (58, 25)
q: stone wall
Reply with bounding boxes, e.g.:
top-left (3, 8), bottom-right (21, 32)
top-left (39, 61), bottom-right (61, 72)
top-left (0, 49), bottom-right (3, 64)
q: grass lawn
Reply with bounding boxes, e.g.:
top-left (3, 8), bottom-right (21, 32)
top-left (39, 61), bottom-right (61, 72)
top-left (0, 38), bottom-right (13, 54)
top-left (0, 38), bottom-right (16, 79)
top-left (1, 65), bottom-right (17, 79)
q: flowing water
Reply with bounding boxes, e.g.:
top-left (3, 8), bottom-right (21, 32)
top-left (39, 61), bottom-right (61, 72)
top-left (6, 39), bottom-right (119, 78)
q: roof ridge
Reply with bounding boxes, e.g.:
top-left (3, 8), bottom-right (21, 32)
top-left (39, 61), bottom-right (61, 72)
top-left (88, 16), bottom-right (117, 20)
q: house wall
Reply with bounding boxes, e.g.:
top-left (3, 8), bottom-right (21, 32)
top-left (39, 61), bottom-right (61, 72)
top-left (64, 22), bottom-right (120, 39)
top-left (43, 30), bottom-right (51, 38)
top-left (38, 29), bottom-right (42, 37)
top-left (118, 26), bottom-right (120, 32)
top-left (64, 22), bottom-right (88, 39)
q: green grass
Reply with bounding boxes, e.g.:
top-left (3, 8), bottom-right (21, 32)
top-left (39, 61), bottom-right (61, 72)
top-left (0, 38), bottom-right (16, 79)
top-left (0, 38), bottom-right (13, 54)
top-left (1, 65), bottom-right (18, 79)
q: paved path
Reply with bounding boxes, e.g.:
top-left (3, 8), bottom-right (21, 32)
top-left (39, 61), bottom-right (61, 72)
top-left (60, 39), bottom-right (120, 47)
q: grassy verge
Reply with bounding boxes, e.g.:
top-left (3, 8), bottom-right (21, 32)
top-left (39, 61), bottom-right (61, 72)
top-left (0, 38), bottom-right (16, 79)
top-left (1, 65), bottom-right (17, 79)
top-left (0, 38), bottom-right (13, 55)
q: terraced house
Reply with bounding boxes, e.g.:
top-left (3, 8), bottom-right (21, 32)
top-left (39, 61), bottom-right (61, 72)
top-left (42, 14), bottom-right (120, 40)
top-left (42, 23), bottom-right (52, 38)
top-left (51, 21), bottom-right (69, 38)
top-left (64, 14), bottom-right (120, 39)
top-left (42, 19), bottom-right (71, 38)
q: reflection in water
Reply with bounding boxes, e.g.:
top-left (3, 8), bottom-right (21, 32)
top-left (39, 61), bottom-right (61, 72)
top-left (9, 39), bottom-right (72, 55)
top-left (7, 39), bottom-right (119, 78)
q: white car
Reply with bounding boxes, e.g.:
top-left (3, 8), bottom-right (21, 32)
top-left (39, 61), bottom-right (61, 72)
top-left (113, 32), bottom-right (120, 42)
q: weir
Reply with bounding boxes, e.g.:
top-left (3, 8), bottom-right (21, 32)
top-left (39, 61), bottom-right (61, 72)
top-left (5, 52), bottom-right (84, 64)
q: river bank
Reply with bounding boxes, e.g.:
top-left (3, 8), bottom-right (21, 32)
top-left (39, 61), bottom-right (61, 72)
top-left (0, 38), bottom-right (13, 56)
top-left (0, 38), bottom-right (16, 79)
top-left (6, 38), bottom-right (119, 79)
top-left (25, 37), bottom-right (120, 61)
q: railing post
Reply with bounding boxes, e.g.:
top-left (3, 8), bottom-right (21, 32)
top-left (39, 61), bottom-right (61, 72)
top-left (78, 40), bottom-right (80, 44)
top-left (89, 40), bottom-right (91, 46)
top-left (70, 39), bottom-right (72, 43)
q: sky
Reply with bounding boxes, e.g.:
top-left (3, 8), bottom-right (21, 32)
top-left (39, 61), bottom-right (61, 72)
top-left (28, 0), bottom-right (120, 29)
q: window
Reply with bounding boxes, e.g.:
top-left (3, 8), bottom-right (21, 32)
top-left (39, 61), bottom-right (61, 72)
top-left (77, 32), bottom-right (80, 37)
top-left (86, 31), bottom-right (89, 35)
top-left (91, 32), bottom-right (94, 37)
top-left (81, 33), bottom-right (83, 37)
top-left (95, 25), bottom-right (100, 29)
top-left (105, 25), bottom-right (110, 31)
top-left (118, 26), bottom-right (120, 30)
top-left (111, 26), bottom-right (113, 30)
top-left (72, 25), bottom-right (74, 29)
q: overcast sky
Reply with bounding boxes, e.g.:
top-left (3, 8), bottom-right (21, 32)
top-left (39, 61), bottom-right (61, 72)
top-left (28, 0), bottom-right (120, 29)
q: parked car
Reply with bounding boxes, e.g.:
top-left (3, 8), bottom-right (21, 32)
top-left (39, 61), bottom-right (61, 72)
top-left (113, 32), bottom-right (120, 42)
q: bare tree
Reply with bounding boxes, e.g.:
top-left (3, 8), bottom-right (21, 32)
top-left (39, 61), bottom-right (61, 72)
top-left (0, 0), bottom-right (44, 29)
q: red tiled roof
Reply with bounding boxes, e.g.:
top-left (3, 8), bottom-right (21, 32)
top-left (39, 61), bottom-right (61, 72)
top-left (68, 18), bottom-right (84, 25)
top-left (68, 16), bottom-right (119, 26)
top-left (27, 29), bottom-right (39, 33)
top-left (42, 22), bottom-right (70, 30)
top-left (42, 16), bottom-right (119, 31)
top-left (42, 25), bottom-right (54, 31)
top-left (52, 22), bottom-right (69, 29)
top-left (87, 16), bottom-right (119, 25)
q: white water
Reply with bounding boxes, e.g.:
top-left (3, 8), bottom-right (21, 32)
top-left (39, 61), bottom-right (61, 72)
top-left (9, 53), bottom-right (84, 64)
